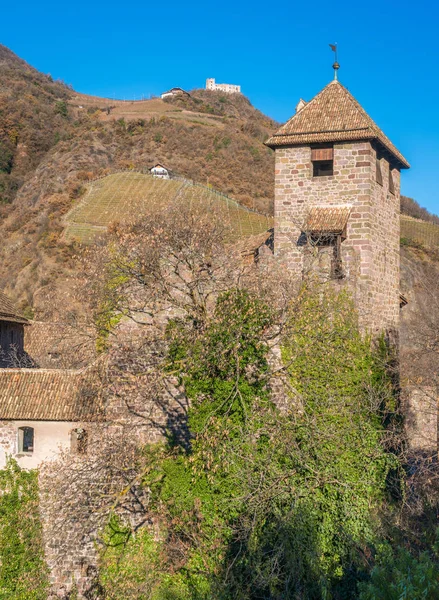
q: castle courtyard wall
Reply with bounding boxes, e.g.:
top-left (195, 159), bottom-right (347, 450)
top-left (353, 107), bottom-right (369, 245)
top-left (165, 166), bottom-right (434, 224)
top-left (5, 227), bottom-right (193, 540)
top-left (0, 420), bottom-right (77, 469)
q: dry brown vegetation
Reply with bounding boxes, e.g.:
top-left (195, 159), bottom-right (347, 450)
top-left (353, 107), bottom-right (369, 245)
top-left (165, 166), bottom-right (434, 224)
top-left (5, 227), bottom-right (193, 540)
top-left (401, 195), bottom-right (439, 224)
top-left (0, 46), bottom-right (277, 316)
top-left (0, 42), bottom-right (438, 328)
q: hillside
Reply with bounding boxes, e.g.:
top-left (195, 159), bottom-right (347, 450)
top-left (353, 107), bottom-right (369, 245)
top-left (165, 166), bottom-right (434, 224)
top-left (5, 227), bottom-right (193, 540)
top-left (0, 45), bottom-right (278, 315)
top-left (401, 195), bottom-right (439, 224)
top-left (63, 171), bottom-right (272, 244)
top-left (0, 45), bottom-right (71, 203)
top-left (401, 215), bottom-right (439, 247)
top-left (0, 43), bottom-right (438, 320)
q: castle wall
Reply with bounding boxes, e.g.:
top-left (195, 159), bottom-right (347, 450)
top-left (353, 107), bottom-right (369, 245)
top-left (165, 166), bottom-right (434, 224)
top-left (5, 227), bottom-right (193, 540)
top-left (205, 78), bottom-right (241, 93)
top-left (0, 420), bottom-right (77, 469)
top-left (274, 141), bottom-right (400, 334)
top-left (39, 373), bottom-right (189, 599)
top-left (403, 386), bottom-right (438, 452)
top-left (368, 145), bottom-right (401, 333)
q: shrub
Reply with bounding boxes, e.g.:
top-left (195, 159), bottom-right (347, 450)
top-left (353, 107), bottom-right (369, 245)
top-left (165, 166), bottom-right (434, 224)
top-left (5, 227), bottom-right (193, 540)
top-left (54, 100), bottom-right (68, 118)
top-left (358, 541), bottom-right (439, 600)
top-left (99, 287), bottom-right (399, 599)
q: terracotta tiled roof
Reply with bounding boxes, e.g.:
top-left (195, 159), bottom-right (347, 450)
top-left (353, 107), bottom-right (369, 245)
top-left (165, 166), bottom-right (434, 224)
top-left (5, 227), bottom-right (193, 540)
top-left (0, 368), bottom-right (101, 421)
top-left (24, 322), bottom-right (96, 369)
top-left (236, 229), bottom-right (273, 257)
top-left (265, 80), bottom-right (409, 169)
top-left (0, 292), bottom-right (28, 325)
top-left (304, 206), bottom-right (351, 234)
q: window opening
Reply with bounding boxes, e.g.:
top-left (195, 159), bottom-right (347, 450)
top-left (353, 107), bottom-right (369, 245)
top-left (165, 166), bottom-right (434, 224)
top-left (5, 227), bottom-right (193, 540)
top-left (312, 146), bottom-right (333, 177)
top-left (18, 426), bottom-right (34, 453)
top-left (376, 158), bottom-right (383, 186)
top-left (309, 233), bottom-right (344, 280)
top-left (389, 168), bottom-right (395, 194)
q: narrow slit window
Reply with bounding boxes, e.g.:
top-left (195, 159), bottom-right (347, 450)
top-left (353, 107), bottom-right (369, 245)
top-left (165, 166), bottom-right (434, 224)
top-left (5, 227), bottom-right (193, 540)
top-left (332, 234), bottom-right (344, 280)
top-left (376, 158), bottom-right (383, 186)
top-left (18, 426), bottom-right (34, 453)
top-left (389, 168), bottom-right (395, 194)
top-left (312, 146), bottom-right (333, 177)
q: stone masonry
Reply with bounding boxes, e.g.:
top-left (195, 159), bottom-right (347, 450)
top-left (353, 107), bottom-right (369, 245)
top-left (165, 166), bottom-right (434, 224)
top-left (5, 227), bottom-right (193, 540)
top-left (273, 141), bottom-right (401, 334)
top-left (265, 79), bottom-right (409, 336)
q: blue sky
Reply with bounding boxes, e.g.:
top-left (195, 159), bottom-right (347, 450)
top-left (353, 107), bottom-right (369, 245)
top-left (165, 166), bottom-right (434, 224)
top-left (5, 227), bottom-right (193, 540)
top-left (3, 0), bottom-right (438, 214)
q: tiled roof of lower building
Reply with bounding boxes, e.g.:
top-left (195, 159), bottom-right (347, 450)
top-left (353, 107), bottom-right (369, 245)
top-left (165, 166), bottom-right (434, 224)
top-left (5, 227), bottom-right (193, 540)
top-left (0, 292), bottom-right (28, 325)
top-left (0, 368), bottom-right (102, 421)
top-left (304, 206), bottom-right (351, 234)
top-left (24, 321), bottom-right (96, 369)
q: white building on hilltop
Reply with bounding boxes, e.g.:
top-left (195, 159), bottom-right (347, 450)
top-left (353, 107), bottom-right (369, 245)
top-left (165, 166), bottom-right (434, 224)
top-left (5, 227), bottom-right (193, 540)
top-left (206, 78), bottom-right (241, 94)
top-left (149, 163), bottom-right (171, 179)
top-left (160, 87), bottom-right (190, 99)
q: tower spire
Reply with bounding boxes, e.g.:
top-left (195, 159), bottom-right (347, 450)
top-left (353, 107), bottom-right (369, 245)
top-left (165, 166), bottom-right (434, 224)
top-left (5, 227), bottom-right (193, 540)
top-left (329, 43), bottom-right (340, 80)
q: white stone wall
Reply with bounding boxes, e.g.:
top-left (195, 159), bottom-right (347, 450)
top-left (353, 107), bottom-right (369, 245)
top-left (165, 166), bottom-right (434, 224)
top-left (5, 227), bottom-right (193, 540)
top-left (0, 420), bottom-right (78, 469)
top-left (205, 78), bottom-right (241, 93)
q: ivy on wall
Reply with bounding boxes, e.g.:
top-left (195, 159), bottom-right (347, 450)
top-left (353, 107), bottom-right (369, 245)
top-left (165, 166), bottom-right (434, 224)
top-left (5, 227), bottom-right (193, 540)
top-left (0, 459), bottom-right (49, 600)
top-left (98, 288), bottom-right (409, 599)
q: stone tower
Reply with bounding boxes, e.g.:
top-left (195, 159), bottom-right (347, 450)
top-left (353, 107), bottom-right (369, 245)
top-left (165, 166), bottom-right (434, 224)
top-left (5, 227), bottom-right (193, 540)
top-left (265, 79), bottom-right (409, 335)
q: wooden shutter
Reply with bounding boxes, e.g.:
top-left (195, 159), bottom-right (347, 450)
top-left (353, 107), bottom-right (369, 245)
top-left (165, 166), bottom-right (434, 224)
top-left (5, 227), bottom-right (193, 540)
top-left (311, 147), bottom-right (333, 161)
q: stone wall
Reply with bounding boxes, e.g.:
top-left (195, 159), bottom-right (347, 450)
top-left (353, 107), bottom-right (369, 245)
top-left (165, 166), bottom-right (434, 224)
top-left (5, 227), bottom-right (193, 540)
top-left (0, 420), bottom-right (78, 469)
top-left (39, 373), bottom-right (189, 599)
top-left (403, 386), bottom-right (438, 452)
top-left (274, 141), bottom-right (400, 334)
top-left (0, 421), bottom-right (16, 460)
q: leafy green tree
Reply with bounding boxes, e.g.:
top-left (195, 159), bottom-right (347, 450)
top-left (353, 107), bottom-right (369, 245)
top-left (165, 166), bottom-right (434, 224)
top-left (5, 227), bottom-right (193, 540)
top-left (99, 287), bottom-right (399, 599)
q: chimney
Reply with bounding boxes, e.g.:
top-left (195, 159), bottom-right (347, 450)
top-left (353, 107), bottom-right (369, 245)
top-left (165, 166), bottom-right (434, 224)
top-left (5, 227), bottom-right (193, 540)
top-left (296, 98), bottom-right (307, 113)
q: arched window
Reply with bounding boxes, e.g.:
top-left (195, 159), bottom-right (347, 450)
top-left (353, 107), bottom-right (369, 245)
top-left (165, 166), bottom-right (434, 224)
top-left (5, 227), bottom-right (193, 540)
top-left (18, 427), bottom-right (34, 453)
top-left (70, 428), bottom-right (88, 454)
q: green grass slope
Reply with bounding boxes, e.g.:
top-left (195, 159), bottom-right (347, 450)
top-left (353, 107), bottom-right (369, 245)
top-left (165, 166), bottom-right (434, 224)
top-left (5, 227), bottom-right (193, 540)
top-left (401, 215), bottom-right (439, 248)
top-left (64, 171), bottom-right (273, 244)
top-left (65, 172), bottom-right (439, 249)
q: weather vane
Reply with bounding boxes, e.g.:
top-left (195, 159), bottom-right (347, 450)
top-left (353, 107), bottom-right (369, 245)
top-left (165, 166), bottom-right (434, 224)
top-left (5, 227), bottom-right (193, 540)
top-left (329, 43), bottom-right (340, 80)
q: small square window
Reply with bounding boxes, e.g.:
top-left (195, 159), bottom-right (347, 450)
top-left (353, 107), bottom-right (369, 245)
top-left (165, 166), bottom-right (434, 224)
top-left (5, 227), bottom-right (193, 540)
top-left (313, 160), bottom-right (333, 177)
top-left (312, 146), bottom-right (333, 177)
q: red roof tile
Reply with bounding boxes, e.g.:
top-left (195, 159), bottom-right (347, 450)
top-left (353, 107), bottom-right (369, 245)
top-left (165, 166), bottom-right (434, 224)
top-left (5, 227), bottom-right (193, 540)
top-left (0, 368), bottom-right (101, 421)
top-left (265, 80), bottom-right (409, 169)
top-left (304, 206), bottom-right (351, 234)
top-left (0, 292), bottom-right (28, 325)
